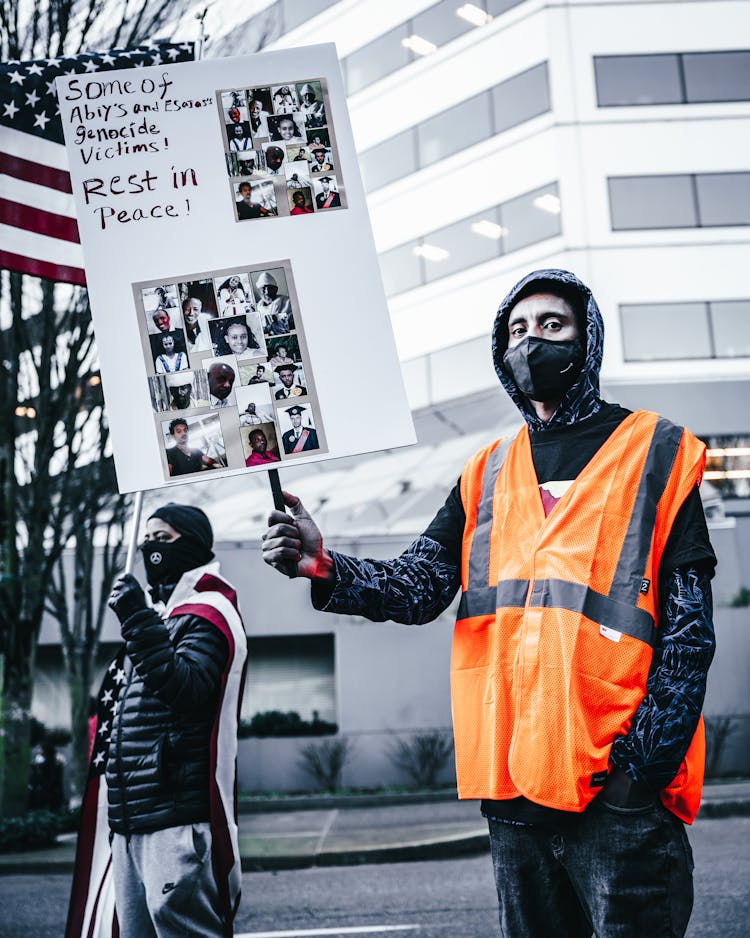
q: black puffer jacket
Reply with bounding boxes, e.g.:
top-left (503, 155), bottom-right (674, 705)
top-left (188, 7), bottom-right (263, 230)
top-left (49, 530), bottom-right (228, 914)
top-left (106, 606), bottom-right (228, 835)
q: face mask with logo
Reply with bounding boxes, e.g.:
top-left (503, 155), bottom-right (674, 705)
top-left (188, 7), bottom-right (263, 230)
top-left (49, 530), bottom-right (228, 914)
top-left (140, 539), bottom-right (203, 593)
top-left (502, 336), bottom-right (584, 403)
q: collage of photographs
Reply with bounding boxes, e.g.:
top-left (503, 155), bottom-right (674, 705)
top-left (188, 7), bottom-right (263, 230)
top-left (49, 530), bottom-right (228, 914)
top-left (137, 263), bottom-right (326, 480)
top-left (217, 78), bottom-right (346, 222)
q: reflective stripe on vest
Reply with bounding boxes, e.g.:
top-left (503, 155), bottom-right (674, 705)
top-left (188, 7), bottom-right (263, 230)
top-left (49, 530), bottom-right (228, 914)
top-left (458, 416), bottom-right (683, 644)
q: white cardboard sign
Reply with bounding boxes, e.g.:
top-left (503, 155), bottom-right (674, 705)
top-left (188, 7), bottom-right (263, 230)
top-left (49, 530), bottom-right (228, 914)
top-left (57, 44), bottom-right (415, 493)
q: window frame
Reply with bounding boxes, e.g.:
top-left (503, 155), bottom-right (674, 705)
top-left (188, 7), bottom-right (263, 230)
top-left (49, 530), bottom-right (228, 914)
top-left (619, 298), bottom-right (750, 362)
top-left (608, 172), bottom-right (750, 231)
top-left (594, 49), bottom-right (750, 107)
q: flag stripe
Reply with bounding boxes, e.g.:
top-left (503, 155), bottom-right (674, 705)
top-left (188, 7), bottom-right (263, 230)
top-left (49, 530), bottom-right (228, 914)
top-left (173, 581), bottom-right (247, 936)
top-left (0, 221), bottom-right (84, 263)
top-left (0, 171), bottom-right (76, 219)
top-left (0, 248), bottom-right (86, 284)
top-left (65, 776), bottom-right (100, 935)
top-left (0, 150), bottom-right (72, 192)
top-left (0, 196), bottom-right (80, 241)
top-left (85, 854), bottom-right (113, 938)
top-left (0, 124), bottom-right (67, 167)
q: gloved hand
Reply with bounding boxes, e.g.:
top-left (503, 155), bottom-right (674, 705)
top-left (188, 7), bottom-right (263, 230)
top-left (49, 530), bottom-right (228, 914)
top-left (108, 573), bottom-right (148, 622)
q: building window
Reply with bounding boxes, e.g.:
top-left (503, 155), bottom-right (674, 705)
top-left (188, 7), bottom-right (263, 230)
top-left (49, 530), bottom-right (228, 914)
top-left (422, 207), bottom-right (504, 282)
top-left (242, 634), bottom-right (336, 725)
top-left (487, 0), bottom-right (526, 12)
top-left (412, 0), bottom-right (475, 48)
top-left (595, 54), bottom-right (683, 106)
top-left (682, 51), bottom-right (750, 103)
top-left (594, 51), bottom-right (750, 106)
top-left (379, 182), bottom-right (561, 297)
top-left (492, 61), bottom-right (551, 134)
top-left (416, 89), bottom-right (492, 168)
top-left (608, 173), bottom-right (750, 230)
top-left (702, 436), bottom-right (750, 499)
top-left (608, 175), bottom-right (696, 229)
top-left (342, 0), bottom-right (525, 94)
top-left (711, 300), bottom-right (750, 357)
top-left (620, 299), bottom-right (750, 361)
top-left (695, 173), bottom-right (750, 227)
top-left (280, 0), bottom-right (339, 31)
top-left (620, 302), bottom-right (711, 360)
top-left (500, 181), bottom-right (561, 252)
top-left (360, 62), bottom-right (550, 193)
top-left (379, 242), bottom-right (423, 297)
top-left (359, 128), bottom-right (417, 193)
top-left (344, 23), bottom-right (412, 95)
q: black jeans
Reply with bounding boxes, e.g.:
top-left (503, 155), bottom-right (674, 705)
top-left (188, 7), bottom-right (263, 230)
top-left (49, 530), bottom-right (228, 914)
top-left (487, 798), bottom-right (694, 937)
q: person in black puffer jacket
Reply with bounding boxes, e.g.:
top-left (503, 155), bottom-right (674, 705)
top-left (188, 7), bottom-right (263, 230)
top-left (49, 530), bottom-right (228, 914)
top-left (104, 503), bottom-right (246, 938)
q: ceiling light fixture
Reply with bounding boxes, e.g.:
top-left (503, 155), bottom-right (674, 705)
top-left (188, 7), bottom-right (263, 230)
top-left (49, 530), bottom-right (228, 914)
top-left (456, 3), bottom-right (493, 26)
top-left (401, 35), bottom-right (438, 56)
top-left (533, 193), bottom-right (561, 214)
top-left (413, 244), bottom-right (450, 261)
top-left (471, 219), bottom-right (507, 239)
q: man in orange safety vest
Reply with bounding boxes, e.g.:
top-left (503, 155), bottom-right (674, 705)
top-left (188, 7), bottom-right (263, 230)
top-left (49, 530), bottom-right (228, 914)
top-left (262, 269), bottom-right (716, 937)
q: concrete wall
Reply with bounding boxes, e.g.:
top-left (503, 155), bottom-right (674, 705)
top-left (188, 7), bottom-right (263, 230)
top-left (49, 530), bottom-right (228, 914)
top-left (704, 607), bottom-right (750, 776)
top-left (238, 730), bottom-right (456, 794)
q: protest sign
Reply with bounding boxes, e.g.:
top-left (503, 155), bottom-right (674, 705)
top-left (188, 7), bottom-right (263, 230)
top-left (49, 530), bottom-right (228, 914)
top-left (57, 44), bottom-right (415, 493)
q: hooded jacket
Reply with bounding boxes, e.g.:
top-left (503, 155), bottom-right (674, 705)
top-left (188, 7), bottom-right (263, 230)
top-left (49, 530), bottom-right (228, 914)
top-left (312, 269), bottom-right (715, 818)
top-left (491, 267), bottom-right (604, 431)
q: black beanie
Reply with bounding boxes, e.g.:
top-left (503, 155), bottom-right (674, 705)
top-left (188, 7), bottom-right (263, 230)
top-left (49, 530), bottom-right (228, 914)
top-left (148, 503), bottom-right (214, 553)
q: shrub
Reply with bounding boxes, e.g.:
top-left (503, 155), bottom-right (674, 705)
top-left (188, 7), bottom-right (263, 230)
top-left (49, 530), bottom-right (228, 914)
top-left (298, 738), bottom-right (351, 792)
top-left (389, 731), bottom-right (454, 788)
top-left (0, 811), bottom-right (64, 853)
top-left (239, 710), bottom-right (337, 738)
top-left (729, 586), bottom-right (750, 608)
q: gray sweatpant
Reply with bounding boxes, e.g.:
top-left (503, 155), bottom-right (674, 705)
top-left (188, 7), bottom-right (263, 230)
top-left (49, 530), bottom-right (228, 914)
top-left (111, 823), bottom-right (223, 937)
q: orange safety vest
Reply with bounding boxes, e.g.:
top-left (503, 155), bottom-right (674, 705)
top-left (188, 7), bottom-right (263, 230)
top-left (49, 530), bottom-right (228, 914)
top-left (453, 409), bottom-right (707, 823)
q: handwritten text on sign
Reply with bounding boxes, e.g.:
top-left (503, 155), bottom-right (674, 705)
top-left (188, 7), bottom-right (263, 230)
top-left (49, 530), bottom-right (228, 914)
top-left (63, 72), bottom-right (209, 230)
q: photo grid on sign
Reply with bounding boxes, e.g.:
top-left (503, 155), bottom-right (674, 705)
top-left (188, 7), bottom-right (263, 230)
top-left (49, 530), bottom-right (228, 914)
top-left (217, 78), bottom-right (345, 222)
top-left (135, 263), bottom-right (326, 480)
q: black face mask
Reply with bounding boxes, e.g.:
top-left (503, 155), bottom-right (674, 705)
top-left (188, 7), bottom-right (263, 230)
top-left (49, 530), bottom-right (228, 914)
top-left (140, 539), bottom-right (204, 592)
top-left (502, 336), bottom-right (584, 403)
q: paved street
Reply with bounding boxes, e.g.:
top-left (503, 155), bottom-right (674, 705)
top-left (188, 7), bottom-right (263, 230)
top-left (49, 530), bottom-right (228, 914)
top-left (1, 815), bottom-right (747, 937)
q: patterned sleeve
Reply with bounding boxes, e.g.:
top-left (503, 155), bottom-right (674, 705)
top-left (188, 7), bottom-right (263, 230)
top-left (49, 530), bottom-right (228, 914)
top-left (610, 564), bottom-right (716, 790)
top-left (310, 534), bottom-right (462, 625)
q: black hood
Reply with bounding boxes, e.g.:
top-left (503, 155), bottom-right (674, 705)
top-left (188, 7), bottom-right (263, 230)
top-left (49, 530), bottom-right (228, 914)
top-left (492, 268), bottom-right (604, 430)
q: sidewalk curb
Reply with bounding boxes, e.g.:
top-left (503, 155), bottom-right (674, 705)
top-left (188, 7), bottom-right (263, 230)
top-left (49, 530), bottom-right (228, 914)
top-left (697, 799), bottom-right (750, 819)
top-left (0, 854), bottom-right (75, 875)
top-left (238, 789), bottom-right (459, 814)
top-left (240, 831), bottom-right (491, 872)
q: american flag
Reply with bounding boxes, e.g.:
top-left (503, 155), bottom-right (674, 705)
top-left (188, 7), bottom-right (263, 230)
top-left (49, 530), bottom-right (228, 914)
top-left (0, 42), bottom-right (194, 286)
top-left (65, 648), bottom-right (126, 938)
